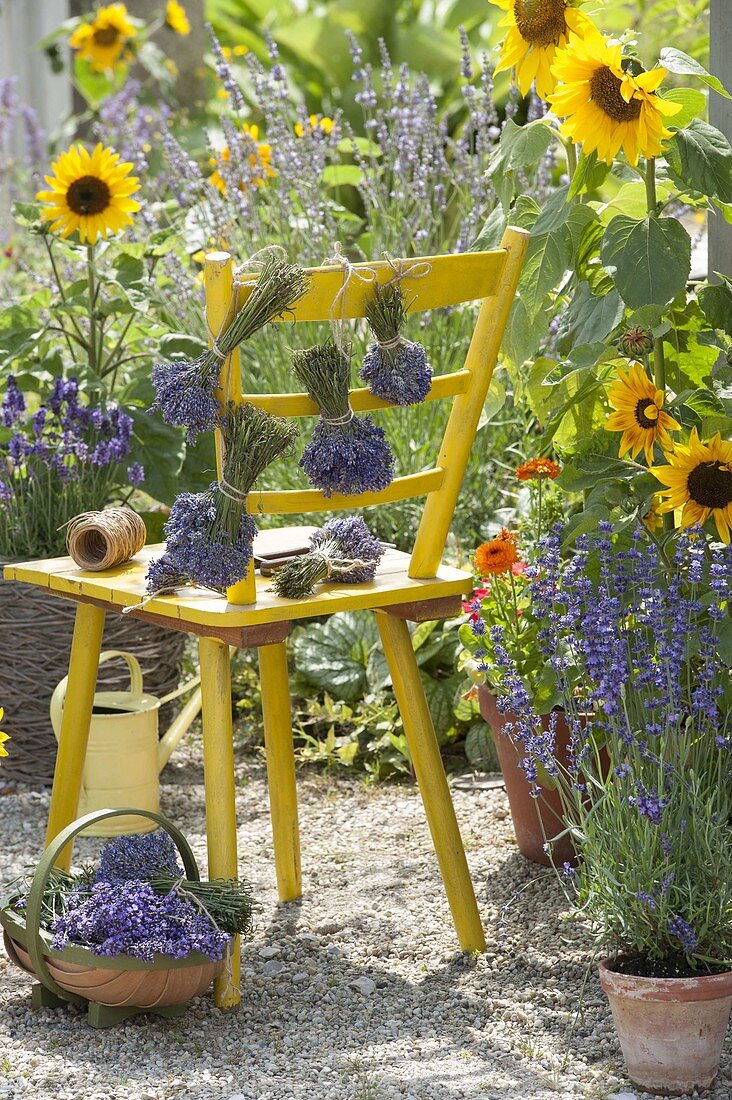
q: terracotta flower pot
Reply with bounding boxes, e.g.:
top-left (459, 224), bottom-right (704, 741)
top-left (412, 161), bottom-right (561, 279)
top-left (478, 685), bottom-right (575, 867)
top-left (599, 957), bottom-right (732, 1095)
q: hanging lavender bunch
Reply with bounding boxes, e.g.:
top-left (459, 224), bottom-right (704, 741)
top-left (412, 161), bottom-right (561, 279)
top-left (360, 283), bottom-right (432, 406)
top-left (151, 253), bottom-right (308, 442)
top-left (146, 402), bottom-right (298, 594)
top-left (293, 344), bottom-right (394, 498)
top-left (272, 516), bottom-right (384, 599)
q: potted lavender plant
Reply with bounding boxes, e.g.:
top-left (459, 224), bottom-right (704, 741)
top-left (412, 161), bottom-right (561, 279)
top-left (492, 522), bottom-right (732, 1095)
top-left (0, 376), bottom-right (184, 785)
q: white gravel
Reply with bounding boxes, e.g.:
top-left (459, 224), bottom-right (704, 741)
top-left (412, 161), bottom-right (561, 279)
top-left (0, 738), bottom-right (730, 1100)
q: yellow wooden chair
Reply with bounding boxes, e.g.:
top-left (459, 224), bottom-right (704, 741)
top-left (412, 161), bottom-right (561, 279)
top-left (5, 227), bottom-right (528, 1009)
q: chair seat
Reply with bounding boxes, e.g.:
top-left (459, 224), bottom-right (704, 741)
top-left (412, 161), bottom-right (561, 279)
top-left (4, 526), bottom-right (473, 630)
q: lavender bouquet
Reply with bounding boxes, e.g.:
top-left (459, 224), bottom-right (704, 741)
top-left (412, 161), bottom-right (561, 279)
top-left (360, 283), bottom-right (432, 406)
top-left (151, 253), bottom-right (308, 442)
top-left (146, 402), bottom-right (298, 595)
top-left (272, 516), bottom-right (384, 599)
top-left (8, 831), bottom-right (255, 963)
top-left (492, 522), bottom-right (732, 971)
top-left (0, 375), bottom-right (143, 560)
top-left (292, 344), bottom-right (394, 498)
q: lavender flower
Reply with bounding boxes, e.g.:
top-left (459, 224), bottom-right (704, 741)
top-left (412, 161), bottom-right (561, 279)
top-left (300, 416), bottom-right (394, 498)
top-left (272, 516), bottom-right (384, 599)
top-left (636, 891), bottom-right (657, 910)
top-left (629, 782), bottom-right (667, 826)
top-left (0, 376), bottom-right (25, 427)
top-left (51, 880), bottom-right (229, 962)
top-left (127, 462), bottom-right (145, 487)
top-left (668, 915), bottom-right (698, 954)
top-left (360, 283), bottom-right (432, 406)
top-left (151, 355), bottom-right (220, 443)
top-left (95, 831), bottom-right (183, 885)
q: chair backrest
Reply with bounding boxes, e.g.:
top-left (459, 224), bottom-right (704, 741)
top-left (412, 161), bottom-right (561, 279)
top-left (203, 227), bottom-right (529, 604)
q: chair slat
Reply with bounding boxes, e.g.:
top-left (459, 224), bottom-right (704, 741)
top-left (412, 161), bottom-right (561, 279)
top-left (241, 370), bottom-right (471, 418)
top-left (234, 250), bottom-right (508, 321)
top-left (244, 469), bottom-right (444, 516)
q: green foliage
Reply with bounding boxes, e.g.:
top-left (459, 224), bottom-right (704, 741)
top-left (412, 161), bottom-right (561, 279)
top-left (600, 215), bottom-right (691, 310)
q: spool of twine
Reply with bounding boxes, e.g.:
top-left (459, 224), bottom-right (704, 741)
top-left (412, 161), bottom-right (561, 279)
top-left (65, 508), bottom-right (146, 571)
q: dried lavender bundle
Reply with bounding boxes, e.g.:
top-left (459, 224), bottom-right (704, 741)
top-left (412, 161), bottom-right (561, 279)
top-left (272, 516), bottom-right (384, 599)
top-left (292, 343), bottom-right (394, 498)
top-left (151, 253), bottom-right (308, 441)
top-left (146, 402), bottom-right (298, 594)
top-left (360, 283), bottom-right (432, 406)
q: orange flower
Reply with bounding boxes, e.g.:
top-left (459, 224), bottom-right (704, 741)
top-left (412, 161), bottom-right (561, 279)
top-left (516, 457), bottom-right (561, 481)
top-left (474, 529), bottom-right (519, 575)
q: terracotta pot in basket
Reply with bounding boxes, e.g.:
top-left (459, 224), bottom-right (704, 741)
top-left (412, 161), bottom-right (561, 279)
top-left (0, 809), bottom-right (225, 1027)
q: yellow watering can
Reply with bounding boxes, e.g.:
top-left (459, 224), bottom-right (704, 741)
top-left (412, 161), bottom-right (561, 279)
top-left (50, 650), bottom-right (202, 837)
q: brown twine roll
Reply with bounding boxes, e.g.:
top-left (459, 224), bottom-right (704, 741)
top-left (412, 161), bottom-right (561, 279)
top-left (65, 508), bottom-right (146, 571)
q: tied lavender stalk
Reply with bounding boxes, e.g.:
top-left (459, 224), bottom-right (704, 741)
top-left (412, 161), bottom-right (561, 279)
top-left (147, 403), bottom-right (298, 594)
top-left (272, 516), bottom-right (384, 599)
top-left (151, 254), bottom-right (308, 442)
top-left (360, 283), bottom-right (432, 406)
top-left (293, 344), bottom-right (394, 497)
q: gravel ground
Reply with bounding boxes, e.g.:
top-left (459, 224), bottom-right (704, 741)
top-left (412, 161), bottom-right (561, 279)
top-left (0, 738), bottom-right (729, 1100)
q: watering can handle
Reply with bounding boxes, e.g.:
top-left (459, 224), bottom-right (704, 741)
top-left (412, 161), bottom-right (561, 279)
top-left (50, 650), bottom-right (145, 739)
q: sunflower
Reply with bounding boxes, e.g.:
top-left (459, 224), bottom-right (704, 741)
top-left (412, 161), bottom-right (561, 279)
top-left (36, 144), bottom-right (140, 245)
top-left (604, 362), bottom-right (680, 466)
top-left (69, 4), bottom-right (136, 72)
top-left (651, 430), bottom-right (732, 544)
top-left (548, 28), bottom-right (681, 165)
top-left (166, 0), bottom-right (190, 35)
top-left (516, 457), bottom-right (561, 480)
top-left (208, 125), bottom-right (274, 194)
top-left (475, 529), bottom-right (519, 576)
top-left (490, 0), bottom-right (595, 100)
top-left (0, 708), bottom-right (9, 760)
top-left (294, 115), bottom-right (335, 138)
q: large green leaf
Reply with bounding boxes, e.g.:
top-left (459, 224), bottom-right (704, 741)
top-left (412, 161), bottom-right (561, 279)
top-left (126, 407), bottom-right (186, 506)
top-left (471, 205), bottom-right (506, 251)
top-left (698, 279), bottom-right (732, 336)
top-left (421, 672), bottom-right (463, 742)
top-left (659, 48), bottom-right (731, 99)
top-left (600, 215), bottom-right (691, 309)
top-left (662, 87), bottom-right (707, 130)
top-left (665, 120), bottom-right (732, 202)
top-left (519, 227), bottom-right (572, 318)
top-left (567, 282), bottom-right (623, 347)
top-left (292, 612), bottom-right (378, 703)
top-left (502, 299), bottom-right (552, 371)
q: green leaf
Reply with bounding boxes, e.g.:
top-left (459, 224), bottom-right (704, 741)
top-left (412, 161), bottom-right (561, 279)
top-left (533, 186), bottom-right (571, 234)
top-left (112, 254), bottom-right (146, 290)
top-left (127, 407), bottom-right (185, 507)
top-left (321, 163), bottom-right (364, 188)
top-left (665, 121), bottom-right (732, 202)
top-left (698, 279), bottom-right (732, 335)
top-left (601, 215), bottom-right (691, 309)
top-left (662, 87), bottom-right (707, 130)
top-left (511, 195), bottom-right (542, 230)
top-left (420, 672), bottom-right (462, 742)
top-left (11, 201), bottom-right (44, 231)
top-left (471, 205), bottom-right (506, 251)
top-left (502, 299), bottom-right (551, 370)
top-left (659, 48), bottom-right (731, 99)
top-left (557, 452), bottom-right (638, 493)
top-left (465, 723), bottom-right (496, 770)
top-left (158, 333), bottom-right (208, 361)
top-left (567, 283), bottom-right (624, 346)
top-left (568, 151), bottom-right (610, 200)
top-left (519, 227), bottom-right (572, 318)
top-left (292, 612), bottom-right (378, 703)
top-left (336, 136), bottom-right (381, 157)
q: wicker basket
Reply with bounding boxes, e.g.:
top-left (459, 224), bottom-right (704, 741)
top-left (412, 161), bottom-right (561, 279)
top-left (0, 809), bottom-right (226, 1027)
top-left (0, 573), bottom-right (186, 787)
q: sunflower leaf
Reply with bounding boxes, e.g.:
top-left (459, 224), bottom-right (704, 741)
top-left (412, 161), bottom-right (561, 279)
top-left (665, 120), bottom-right (732, 203)
top-left (600, 215), bottom-right (691, 310)
top-left (659, 48), bottom-right (731, 100)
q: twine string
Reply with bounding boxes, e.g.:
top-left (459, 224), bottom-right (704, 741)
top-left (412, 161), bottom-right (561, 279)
top-left (382, 252), bottom-right (433, 287)
top-left (217, 479), bottom-right (249, 504)
top-left (321, 407), bottom-right (354, 427)
top-left (63, 508), bottom-right (146, 572)
top-left (321, 241), bottom-right (377, 356)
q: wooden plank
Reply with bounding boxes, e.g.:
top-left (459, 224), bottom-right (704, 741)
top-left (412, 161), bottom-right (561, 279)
top-left (385, 595), bottom-right (463, 622)
top-left (241, 370), bottom-right (471, 418)
top-left (232, 250), bottom-right (509, 320)
top-left (710, 0), bottom-right (732, 280)
top-left (246, 468), bottom-right (445, 516)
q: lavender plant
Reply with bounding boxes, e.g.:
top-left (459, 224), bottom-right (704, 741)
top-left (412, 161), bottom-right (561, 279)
top-left (360, 283), bottom-right (432, 406)
top-left (151, 252), bottom-right (308, 442)
top-left (291, 344), bottom-right (394, 498)
top-left (147, 402), bottom-right (299, 594)
top-left (491, 522), bottom-right (732, 971)
top-left (272, 516), bottom-right (384, 600)
top-left (0, 376), bottom-right (141, 560)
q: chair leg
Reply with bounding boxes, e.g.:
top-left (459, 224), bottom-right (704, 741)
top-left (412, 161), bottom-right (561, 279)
top-left (375, 611), bottom-right (486, 953)
top-left (258, 640), bottom-right (301, 902)
top-left (45, 602), bottom-right (106, 870)
top-left (199, 637), bottom-right (240, 1009)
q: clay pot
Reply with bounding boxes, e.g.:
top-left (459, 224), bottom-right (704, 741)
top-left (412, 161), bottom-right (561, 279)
top-left (599, 957), bottom-right (732, 1095)
top-left (478, 685), bottom-right (575, 867)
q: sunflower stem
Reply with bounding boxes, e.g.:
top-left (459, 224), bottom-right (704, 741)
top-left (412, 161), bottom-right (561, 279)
top-left (566, 141), bottom-right (578, 189)
top-left (644, 156), bottom-right (658, 216)
top-left (86, 245), bottom-right (99, 377)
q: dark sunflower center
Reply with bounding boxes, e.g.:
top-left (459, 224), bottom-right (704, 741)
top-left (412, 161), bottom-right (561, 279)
top-left (589, 66), bottom-right (643, 122)
top-left (513, 0), bottom-right (567, 48)
top-left (687, 461), bottom-right (732, 510)
top-left (93, 26), bottom-right (121, 47)
top-left (66, 175), bottom-right (111, 216)
top-left (634, 398), bottom-right (659, 429)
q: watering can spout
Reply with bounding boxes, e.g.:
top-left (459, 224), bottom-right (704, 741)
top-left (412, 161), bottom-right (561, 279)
top-left (157, 682), bottom-right (202, 772)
